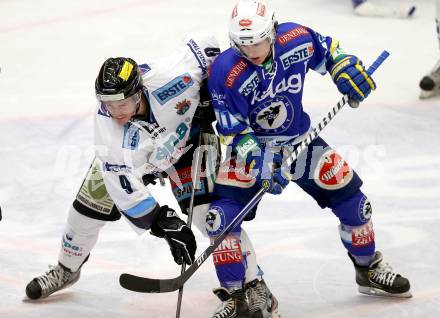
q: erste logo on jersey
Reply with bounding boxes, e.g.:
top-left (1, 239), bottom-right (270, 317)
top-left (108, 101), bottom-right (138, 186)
top-left (250, 95), bottom-right (294, 134)
top-left (277, 26), bottom-right (309, 46)
top-left (226, 59), bottom-right (248, 88)
top-left (152, 73), bottom-right (194, 105)
top-left (314, 149), bottom-right (353, 190)
top-left (122, 124), bottom-right (140, 150)
top-left (280, 42), bottom-right (314, 70)
top-left (238, 71), bottom-right (260, 96)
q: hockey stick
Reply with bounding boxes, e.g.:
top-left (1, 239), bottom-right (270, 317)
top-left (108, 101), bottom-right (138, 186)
top-left (119, 50), bottom-right (390, 294)
top-left (175, 126), bottom-right (203, 318)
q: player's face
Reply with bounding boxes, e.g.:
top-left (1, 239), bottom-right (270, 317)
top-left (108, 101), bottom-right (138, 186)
top-left (239, 38), bottom-right (272, 65)
top-left (104, 95), bottom-right (138, 125)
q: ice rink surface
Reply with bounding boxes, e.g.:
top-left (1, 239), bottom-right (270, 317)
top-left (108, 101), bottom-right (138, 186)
top-left (1, 0), bottom-right (439, 317)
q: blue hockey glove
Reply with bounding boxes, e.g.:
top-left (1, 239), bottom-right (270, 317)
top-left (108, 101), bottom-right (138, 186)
top-left (330, 55), bottom-right (376, 102)
top-left (233, 134), bottom-right (290, 194)
top-left (258, 152), bottom-right (290, 195)
top-left (259, 167), bottom-right (290, 194)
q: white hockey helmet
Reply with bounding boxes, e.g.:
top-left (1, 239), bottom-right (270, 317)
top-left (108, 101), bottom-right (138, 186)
top-left (229, 0), bottom-right (276, 49)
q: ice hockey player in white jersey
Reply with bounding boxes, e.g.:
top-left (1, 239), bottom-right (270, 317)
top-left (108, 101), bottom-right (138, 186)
top-left (25, 34), bottom-right (266, 306)
top-left (352, 0), bottom-right (416, 18)
top-left (24, 35), bottom-right (224, 300)
top-left (419, 0), bottom-right (440, 99)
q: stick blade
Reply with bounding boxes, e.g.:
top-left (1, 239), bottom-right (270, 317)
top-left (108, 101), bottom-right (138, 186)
top-left (119, 273), bottom-right (183, 293)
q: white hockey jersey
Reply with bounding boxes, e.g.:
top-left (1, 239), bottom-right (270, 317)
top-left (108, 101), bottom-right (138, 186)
top-left (94, 34), bottom-right (219, 227)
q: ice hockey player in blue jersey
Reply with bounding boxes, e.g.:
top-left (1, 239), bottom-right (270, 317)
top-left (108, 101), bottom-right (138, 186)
top-left (351, 0), bottom-right (416, 18)
top-left (206, 1), bottom-right (411, 317)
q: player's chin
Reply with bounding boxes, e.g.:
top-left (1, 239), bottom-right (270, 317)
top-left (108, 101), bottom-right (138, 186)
top-left (114, 116), bottom-right (131, 125)
top-left (249, 57), bottom-right (264, 65)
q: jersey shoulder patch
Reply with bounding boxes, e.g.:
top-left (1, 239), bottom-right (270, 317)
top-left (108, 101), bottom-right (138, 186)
top-left (185, 34), bottom-right (221, 78)
top-left (276, 23), bottom-right (310, 46)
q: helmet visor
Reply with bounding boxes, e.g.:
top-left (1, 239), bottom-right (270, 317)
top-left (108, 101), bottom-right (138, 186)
top-left (234, 38), bottom-right (272, 65)
top-left (96, 92), bottom-right (126, 102)
top-left (100, 93), bottom-right (141, 118)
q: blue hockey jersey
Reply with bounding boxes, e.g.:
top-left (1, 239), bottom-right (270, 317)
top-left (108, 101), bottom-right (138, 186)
top-left (208, 22), bottom-right (340, 147)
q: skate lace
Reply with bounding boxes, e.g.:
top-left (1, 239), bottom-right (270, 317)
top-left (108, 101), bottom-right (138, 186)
top-left (212, 298), bottom-right (235, 318)
top-left (370, 262), bottom-right (397, 287)
top-left (35, 265), bottom-right (67, 292)
top-left (246, 282), bottom-right (267, 313)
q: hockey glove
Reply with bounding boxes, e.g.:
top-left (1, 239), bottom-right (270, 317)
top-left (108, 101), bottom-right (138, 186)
top-left (193, 83), bottom-right (217, 128)
top-left (330, 55), bottom-right (376, 102)
top-left (258, 152), bottom-right (290, 195)
top-left (142, 171), bottom-right (167, 186)
top-left (150, 205), bottom-right (196, 265)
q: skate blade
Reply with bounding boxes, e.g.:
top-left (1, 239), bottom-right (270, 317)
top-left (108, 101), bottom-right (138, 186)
top-left (358, 286), bottom-right (412, 298)
top-left (270, 309), bottom-right (282, 318)
top-left (270, 294), bottom-right (281, 318)
top-left (419, 89), bottom-right (440, 100)
top-left (250, 307), bottom-right (281, 318)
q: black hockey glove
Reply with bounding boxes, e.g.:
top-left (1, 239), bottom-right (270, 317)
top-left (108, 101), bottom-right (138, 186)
top-left (150, 205), bottom-right (196, 265)
top-left (142, 171), bottom-right (167, 186)
top-left (193, 82), bottom-right (216, 127)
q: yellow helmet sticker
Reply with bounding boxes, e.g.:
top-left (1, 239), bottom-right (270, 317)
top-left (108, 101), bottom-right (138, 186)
top-left (118, 61), bottom-right (133, 82)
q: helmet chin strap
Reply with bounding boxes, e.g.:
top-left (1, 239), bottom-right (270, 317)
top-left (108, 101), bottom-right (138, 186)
top-left (133, 90), bottom-right (150, 118)
top-left (133, 91), bottom-right (142, 116)
top-left (133, 104), bottom-right (140, 117)
top-left (262, 48), bottom-right (274, 69)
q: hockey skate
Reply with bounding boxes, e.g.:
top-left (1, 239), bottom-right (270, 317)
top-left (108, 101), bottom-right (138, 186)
top-left (211, 287), bottom-right (249, 318)
top-left (25, 263), bottom-right (81, 300)
top-left (419, 59), bottom-right (440, 99)
top-left (349, 251), bottom-right (411, 298)
top-left (245, 279), bottom-right (281, 318)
